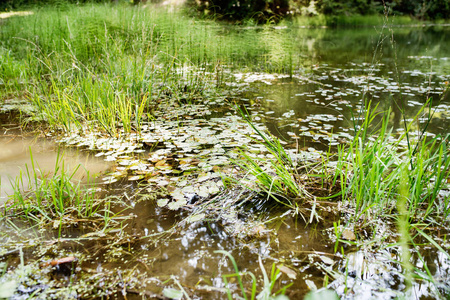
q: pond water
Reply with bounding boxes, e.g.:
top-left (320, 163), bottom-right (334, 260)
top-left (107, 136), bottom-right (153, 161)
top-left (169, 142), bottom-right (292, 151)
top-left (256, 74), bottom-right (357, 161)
top-left (1, 24), bottom-right (449, 299)
top-left (237, 25), bottom-right (449, 148)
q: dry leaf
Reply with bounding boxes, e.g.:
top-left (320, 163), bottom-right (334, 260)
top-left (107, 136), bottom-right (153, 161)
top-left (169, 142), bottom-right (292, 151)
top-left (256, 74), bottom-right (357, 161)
top-left (342, 229), bottom-right (356, 241)
top-left (277, 265), bottom-right (297, 279)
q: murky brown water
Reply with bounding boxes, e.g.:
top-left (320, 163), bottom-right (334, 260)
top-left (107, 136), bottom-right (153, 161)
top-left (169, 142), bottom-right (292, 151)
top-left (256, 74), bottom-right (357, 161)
top-left (0, 113), bottom-right (111, 202)
top-left (60, 192), bottom-right (339, 299)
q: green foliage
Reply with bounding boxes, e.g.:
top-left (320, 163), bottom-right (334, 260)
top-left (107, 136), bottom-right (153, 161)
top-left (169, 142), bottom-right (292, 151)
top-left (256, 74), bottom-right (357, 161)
top-left (186, 0), bottom-right (449, 23)
top-left (234, 106), bottom-right (314, 207)
top-left (0, 3), bottom-right (307, 135)
top-left (185, 0), bottom-right (290, 23)
top-left (0, 4), bottom-right (218, 134)
top-left (235, 100), bottom-right (449, 223)
top-left (385, 0), bottom-right (450, 20)
top-left (335, 101), bottom-right (450, 221)
top-left (0, 0), bottom-right (109, 10)
top-left (313, 0), bottom-right (449, 20)
top-left (315, 0), bottom-right (380, 16)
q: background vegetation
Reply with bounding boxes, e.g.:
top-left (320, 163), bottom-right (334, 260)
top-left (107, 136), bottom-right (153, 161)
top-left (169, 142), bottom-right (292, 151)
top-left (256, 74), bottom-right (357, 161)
top-left (2, 0), bottom-right (449, 23)
top-left (186, 0), bottom-right (449, 23)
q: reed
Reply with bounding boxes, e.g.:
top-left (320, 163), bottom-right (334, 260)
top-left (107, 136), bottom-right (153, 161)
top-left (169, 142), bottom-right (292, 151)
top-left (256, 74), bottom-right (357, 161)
top-left (0, 2), bottom-right (344, 142)
top-left (335, 101), bottom-right (450, 221)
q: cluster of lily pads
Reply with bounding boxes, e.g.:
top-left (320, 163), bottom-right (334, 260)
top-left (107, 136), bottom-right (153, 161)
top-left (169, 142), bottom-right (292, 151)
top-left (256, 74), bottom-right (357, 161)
top-left (231, 60), bottom-right (449, 154)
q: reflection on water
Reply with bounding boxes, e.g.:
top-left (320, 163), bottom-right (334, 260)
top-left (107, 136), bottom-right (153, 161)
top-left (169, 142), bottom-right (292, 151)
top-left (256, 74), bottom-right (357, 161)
top-left (99, 198), bottom-right (336, 299)
top-left (329, 245), bottom-right (450, 299)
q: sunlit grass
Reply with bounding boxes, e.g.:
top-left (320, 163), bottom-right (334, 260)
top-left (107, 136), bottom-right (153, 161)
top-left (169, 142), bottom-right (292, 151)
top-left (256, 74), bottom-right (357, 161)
top-left (0, 11), bottom-right (33, 19)
top-left (335, 101), bottom-right (450, 221)
top-left (236, 99), bottom-right (450, 221)
top-left (232, 106), bottom-right (313, 206)
top-left (235, 100), bottom-right (450, 296)
top-left (0, 3), bottom-right (305, 135)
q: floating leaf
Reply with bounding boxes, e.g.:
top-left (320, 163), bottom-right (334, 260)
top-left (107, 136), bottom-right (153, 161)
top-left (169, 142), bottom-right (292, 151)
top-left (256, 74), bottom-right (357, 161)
top-left (118, 159), bottom-right (133, 166)
top-left (157, 180), bottom-right (170, 186)
top-left (155, 160), bottom-right (167, 167)
top-left (319, 255), bottom-right (334, 265)
top-left (187, 213), bottom-right (206, 223)
top-left (168, 199), bottom-right (187, 210)
top-left (177, 180), bottom-right (188, 187)
top-left (277, 265), bottom-right (297, 279)
top-left (207, 182), bottom-right (220, 194)
top-left (197, 173), bottom-right (211, 183)
top-left (182, 186), bottom-right (195, 194)
top-left (157, 198), bottom-right (169, 207)
top-left (102, 176), bottom-right (118, 183)
top-left (197, 185), bottom-right (209, 198)
top-left (162, 288), bottom-right (183, 299)
top-left (170, 188), bottom-right (185, 201)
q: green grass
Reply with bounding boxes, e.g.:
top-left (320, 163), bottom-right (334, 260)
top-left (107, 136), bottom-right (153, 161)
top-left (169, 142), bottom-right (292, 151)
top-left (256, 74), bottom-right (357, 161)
top-left (1, 148), bottom-right (132, 239)
top-left (234, 100), bottom-right (450, 297)
top-left (232, 106), bottom-right (315, 208)
top-left (0, 3), bottom-right (449, 298)
top-left (335, 101), bottom-right (450, 222)
top-left (236, 100), bottom-right (449, 220)
top-left (0, 3), bottom-right (306, 135)
top-left (4, 149), bottom-right (101, 223)
top-left (1, 3), bottom-right (439, 138)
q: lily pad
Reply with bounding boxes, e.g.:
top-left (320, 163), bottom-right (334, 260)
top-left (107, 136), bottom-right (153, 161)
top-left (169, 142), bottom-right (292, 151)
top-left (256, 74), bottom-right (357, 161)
top-left (187, 213), bottom-right (206, 223)
top-left (168, 199), bottom-right (187, 210)
top-left (157, 198), bottom-right (169, 207)
top-left (162, 288), bottom-right (183, 299)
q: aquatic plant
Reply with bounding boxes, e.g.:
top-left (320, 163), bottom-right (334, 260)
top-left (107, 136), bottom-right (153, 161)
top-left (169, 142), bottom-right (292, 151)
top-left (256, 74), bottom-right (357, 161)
top-left (4, 149), bottom-right (101, 222)
top-left (235, 98), bottom-right (449, 220)
top-left (234, 99), bottom-right (449, 297)
top-left (233, 106), bottom-right (311, 201)
top-left (335, 101), bottom-right (450, 221)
